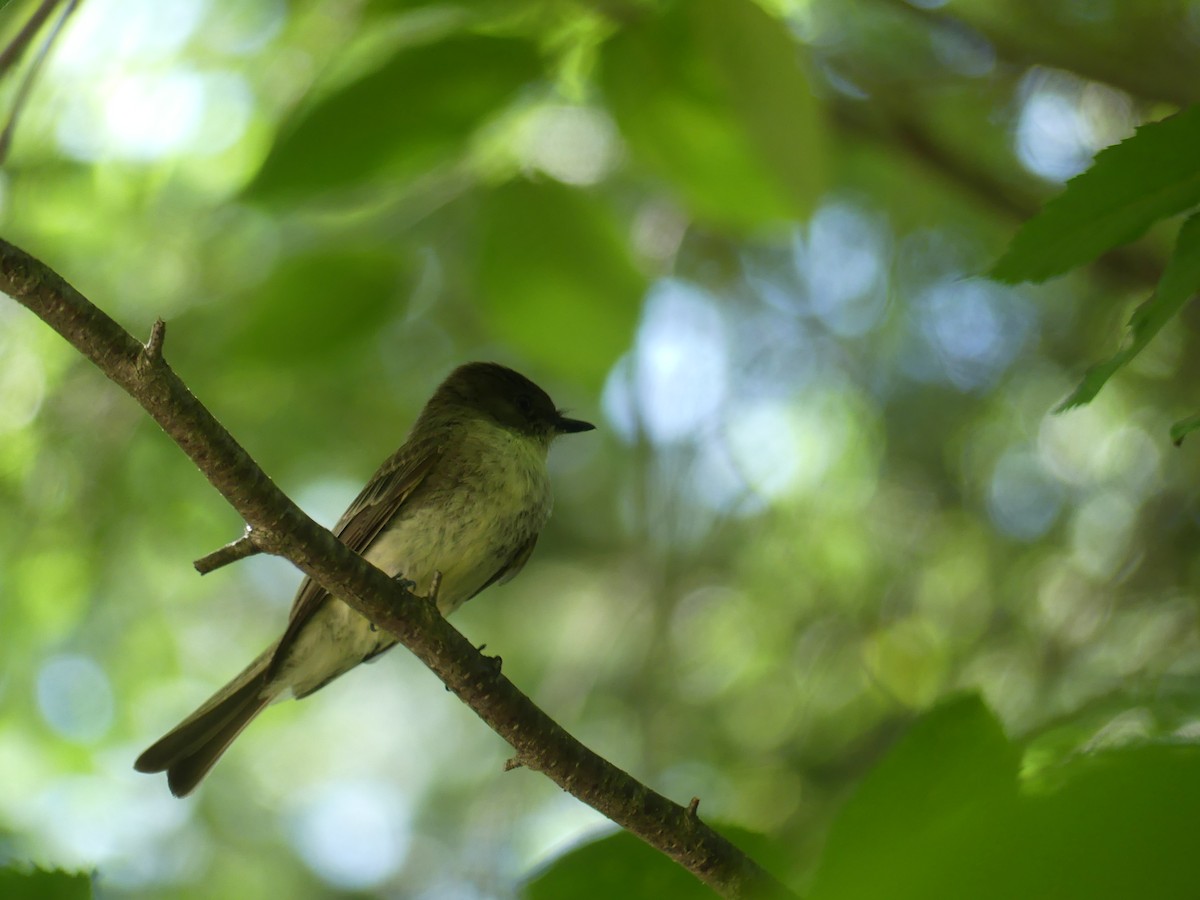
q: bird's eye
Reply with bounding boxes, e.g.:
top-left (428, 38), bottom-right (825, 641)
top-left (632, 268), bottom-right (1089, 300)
top-left (517, 395), bottom-right (534, 416)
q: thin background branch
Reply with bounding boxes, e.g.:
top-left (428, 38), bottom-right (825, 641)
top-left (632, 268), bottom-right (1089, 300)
top-left (0, 237), bottom-right (794, 900)
top-left (0, 0), bottom-right (79, 163)
top-left (0, 0), bottom-right (65, 76)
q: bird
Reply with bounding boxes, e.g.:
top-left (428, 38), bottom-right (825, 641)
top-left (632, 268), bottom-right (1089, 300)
top-left (135, 362), bottom-right (594, 796)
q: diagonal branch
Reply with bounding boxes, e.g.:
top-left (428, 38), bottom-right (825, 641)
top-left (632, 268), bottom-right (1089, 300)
top-left (830, 97), bottom-right (1165, 288)
top-left (0, 0), bottom-right (81, 163)
top-left (872, 0), bottom-right (1200, 108)
top-left (0, 0), bottom-right (67, 77)
top-left (0, 237), bottom-right (793, 900)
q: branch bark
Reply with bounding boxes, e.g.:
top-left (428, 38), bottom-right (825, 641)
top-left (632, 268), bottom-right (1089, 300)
top-left (0, 237), bottom-right (793, 900)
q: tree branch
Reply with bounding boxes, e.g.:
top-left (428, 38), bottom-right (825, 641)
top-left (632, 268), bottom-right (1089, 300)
top-left (0, 0), bottom-right (66, 77)
top-left (194, 529), bottom-right (262, 574)
top-left (873, 0), bottom-right (1200, 108)
top-left (830, 97), bottom-right (1165, 288)
top-left (0, 238), bottom-right (792, 900)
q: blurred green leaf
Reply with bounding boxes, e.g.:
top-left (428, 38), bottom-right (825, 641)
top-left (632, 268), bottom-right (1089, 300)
top-left (1058, 211), bottom-right (1200, 409)
top-left (1170, 412), bottom-right (1200, 445)
top-left (226, 250), bottom-right (409, 363)
top-left (1002, 744), bottom-right (1200, 900)
top-left (0, 866), bottom-right (92, 900)
top-left (600, 0), bottom-right (823, 230)
top-left (991, 104), bottom-right (1200, 283)
top-left (476, 179), bottom-right (644, 385)
top-left (248, 36), bottom-right (542, 200)
top-left (523, 829), bottom-right (713, 899)
top-left (810, 695), bottom-right (1021, 900)
top-left (811, 695), bottom-right (1200, 900)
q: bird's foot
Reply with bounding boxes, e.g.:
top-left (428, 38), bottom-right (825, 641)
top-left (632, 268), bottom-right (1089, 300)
top-left (477, 643), bottom-right (503, 675)
top-left (392, 575), bottom-right (418, 592)
top-left (375, 575), bottom-right (419, 631)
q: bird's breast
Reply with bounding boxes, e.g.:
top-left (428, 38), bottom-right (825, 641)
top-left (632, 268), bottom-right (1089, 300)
top-left (276, 426), bottom-right (552, 697)
top-left (364, 425), bottom-right (552, 612)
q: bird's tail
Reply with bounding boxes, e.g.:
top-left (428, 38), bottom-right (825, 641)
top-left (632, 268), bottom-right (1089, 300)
top-left (134, 646), bottom-right (277, 797)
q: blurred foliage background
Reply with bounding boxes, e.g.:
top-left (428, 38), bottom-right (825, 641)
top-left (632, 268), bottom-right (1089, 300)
top-left (1, 0), bottom-right (1200, 897)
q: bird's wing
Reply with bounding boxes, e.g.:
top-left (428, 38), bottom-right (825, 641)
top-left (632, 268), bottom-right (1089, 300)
top-left (466, 531), bottom-right (540, 603)
top-left (267, 443), bottom-right (443, 677)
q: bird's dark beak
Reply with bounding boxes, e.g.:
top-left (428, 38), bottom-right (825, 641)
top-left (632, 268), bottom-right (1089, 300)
top-left (553, 412), bottom-right (595, 434)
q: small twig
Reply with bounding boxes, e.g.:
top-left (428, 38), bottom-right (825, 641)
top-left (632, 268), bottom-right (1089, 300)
top-left (504, 756), bottom-right (525, 772)
top-left (143, 317), bottom-right (165, 359)
top-left (194, 531), bottom-right (262, 574)
top-left (136, 318), bottom-right (166, 377)
top-left (687, 797), bottom-right (701, 819)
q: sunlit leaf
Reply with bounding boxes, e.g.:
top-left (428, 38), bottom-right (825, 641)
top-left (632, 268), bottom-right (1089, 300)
top-left (600, 0), bottom-right (823, 230)
top-left (249, 36), bottom-right (542, 199)
top-left (1058, 211), bottom-right (1200, 409)
top-left (991, 105), bottom-right (1200, 283)
top-left (476, 179), bottom-right (644, 385)
top-left (523, 829), bottom-right (712, 899)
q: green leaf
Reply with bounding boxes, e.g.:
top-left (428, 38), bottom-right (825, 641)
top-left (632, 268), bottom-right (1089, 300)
top-left (809, 695), bottom-right (1200, 900)
top-left (1171, 412), bottom-right (1200, 445)
top-left (523, 829), bottom-right (713, 900)
top-left (1058, 211), bottom-right (1200, 409)
top-left (991, 104), bottom-right (1200, 283)
top-left (476, 179), bottom-right (645, 385)
top-left (810, 695), bottom-right (1021, 900)
top-left (249, 36), bottom-right (542, 200)
top-left (227, 250), bottom-right (409, 363)
top-left (1007, 744), bottom-right (1200, 900)
top-left (600, 0), bottom-right (823, 230)
top-left (0, 866), bottom-right (92, 900)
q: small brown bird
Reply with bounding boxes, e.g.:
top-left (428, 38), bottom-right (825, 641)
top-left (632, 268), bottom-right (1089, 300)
top-left (135, 362), bottom-right (594, 796)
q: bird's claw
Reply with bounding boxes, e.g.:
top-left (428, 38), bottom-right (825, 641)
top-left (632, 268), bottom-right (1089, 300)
top-left (476, 643), bottom-right (503, 675)
top-left (374, 576), bottom-right (420, 630)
